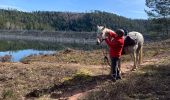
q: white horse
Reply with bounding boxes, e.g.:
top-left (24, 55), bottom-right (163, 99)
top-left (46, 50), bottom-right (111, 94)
top-left (96, 25), bottom-right (144, 70)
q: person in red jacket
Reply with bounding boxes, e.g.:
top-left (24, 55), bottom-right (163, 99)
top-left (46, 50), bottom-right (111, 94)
top-left (105, 29), bottom-right (124, 81)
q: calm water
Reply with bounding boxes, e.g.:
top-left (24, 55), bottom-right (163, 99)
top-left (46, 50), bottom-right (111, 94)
top-left (0, 49), bottom-right (55, 62)
top-left (0, 40), bottom-right (99, 62)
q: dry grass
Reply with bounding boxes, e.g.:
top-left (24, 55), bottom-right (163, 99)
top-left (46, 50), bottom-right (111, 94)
top-left (0, 62), bottom-right (78, 99)
top-left (82, 56), bottom-right (170, 100)
top-left (80, 39), bottom-right (170, 100)
top-left (21, 48), bottom-right (104, 65)
top-left (0, 55), bottom-right (12, 62)
top-left (0, 62), bottom-right (108, 99)
top-left (0, 39), bottom-right (169, 99)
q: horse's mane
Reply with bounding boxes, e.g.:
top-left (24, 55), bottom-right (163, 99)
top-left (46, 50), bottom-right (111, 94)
top-left (97, 26), bottom-right (115, 33)
top-left (97, 26), bottom-right (115, 38)
top-left (103, 28), bottom-right (115, 33)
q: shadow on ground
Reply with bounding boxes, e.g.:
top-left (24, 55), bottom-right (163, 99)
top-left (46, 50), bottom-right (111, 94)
top-left (25, 56), bottom-right (170, 99)
top-left (25, 74), bottom-right (112, 99)
top-left (83, 63), bottom-right (170, 100)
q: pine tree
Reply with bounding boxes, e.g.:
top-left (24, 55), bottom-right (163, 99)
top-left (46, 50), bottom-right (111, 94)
top-left (145, 0), bottom-right (170, 36)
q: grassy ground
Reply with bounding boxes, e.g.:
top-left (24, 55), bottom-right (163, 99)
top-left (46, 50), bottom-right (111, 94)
top-left (0, 39), bottom-right (169, 100)
top-left (21, 49), bottom-right (103, 65)
top-left (79, 39), bottom-right (170, 100)
top-left (82, 54), bottom-right (170, 100)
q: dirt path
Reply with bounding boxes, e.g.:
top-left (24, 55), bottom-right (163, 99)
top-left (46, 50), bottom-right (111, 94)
top-left (67, 57), bottom-right (161, 100)
top-left (23, 48), bottom-right (169, 100)
top-left (25, 56), bottom-right (161, 100)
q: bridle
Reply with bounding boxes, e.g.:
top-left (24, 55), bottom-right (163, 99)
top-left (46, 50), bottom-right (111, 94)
top-left (96, 36), bottom-right (104, 44)
top-left (96, 27), bottom-right (111, 75)
top-left (99, 41), bottom-right (111, 75)
top-left (96, 27), bottom-right (106, 44)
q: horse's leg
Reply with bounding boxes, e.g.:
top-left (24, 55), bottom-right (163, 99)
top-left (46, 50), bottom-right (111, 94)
top-left (132, 50), bottom-right (137, 70)
top-left (136, 50), bottom-right (139, 67)
top-left (132, 44), bottom-right (139, 70)
top-left (139, 45), bottom-right (143, 64)
top-left (136, 45), bottom-right (141, 66)
top-left (128, 46), bottom-right (136, 70)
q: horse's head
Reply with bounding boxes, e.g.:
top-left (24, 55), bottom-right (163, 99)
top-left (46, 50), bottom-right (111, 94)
top-left (96, 25), bottom-right (108, 45)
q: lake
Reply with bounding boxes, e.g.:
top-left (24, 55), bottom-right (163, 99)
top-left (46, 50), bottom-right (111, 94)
top-left (0, 40), bottom-right (99, 62)
top-left (0, 49), bottom-right (55, 62)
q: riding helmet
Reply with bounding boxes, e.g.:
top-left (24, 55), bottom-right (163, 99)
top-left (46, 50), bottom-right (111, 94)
top-left (116, 29), bottom-right (124, 37)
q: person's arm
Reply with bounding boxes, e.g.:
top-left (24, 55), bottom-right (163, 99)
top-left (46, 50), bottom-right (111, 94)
top-left (105, 38), bottom-right (113, 47)
top-left (108, 31), bottom-right (117, 38)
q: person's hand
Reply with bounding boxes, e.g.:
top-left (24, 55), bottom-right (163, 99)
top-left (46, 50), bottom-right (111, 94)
top-left (103, 36), bottom-right (108, 40)
top-left (105, 31), bottom-right (110, 37)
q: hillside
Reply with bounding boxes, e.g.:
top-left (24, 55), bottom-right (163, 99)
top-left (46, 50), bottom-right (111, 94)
top-left (0, 9), bottom-right (149, 32)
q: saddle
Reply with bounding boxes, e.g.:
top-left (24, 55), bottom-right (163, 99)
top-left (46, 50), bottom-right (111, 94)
top-left (122, 36), bottom-right (137, 55)
top-left (124, 36), bottom-right (137, 47)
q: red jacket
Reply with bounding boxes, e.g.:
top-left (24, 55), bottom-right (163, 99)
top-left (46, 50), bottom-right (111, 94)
top-left (105, 31), bottom-right (124, 58)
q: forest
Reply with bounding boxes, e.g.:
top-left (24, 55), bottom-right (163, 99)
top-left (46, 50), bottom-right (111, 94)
top-left (0, 9), bottom-right (150, 33)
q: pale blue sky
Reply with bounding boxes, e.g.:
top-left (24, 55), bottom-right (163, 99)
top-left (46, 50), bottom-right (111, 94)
top-left (0, 0), bottom-right (148, 19)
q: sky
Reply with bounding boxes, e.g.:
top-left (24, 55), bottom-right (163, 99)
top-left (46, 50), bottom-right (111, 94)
top-left (0, 0), bottom-right (148, 19)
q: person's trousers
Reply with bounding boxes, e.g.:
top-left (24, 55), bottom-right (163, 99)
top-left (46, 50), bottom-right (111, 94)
top-left (110, 57), bottom-right (121, 78)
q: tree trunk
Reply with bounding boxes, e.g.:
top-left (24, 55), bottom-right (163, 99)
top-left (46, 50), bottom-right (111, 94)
top-left (164, 16), bottom-right (169, 36)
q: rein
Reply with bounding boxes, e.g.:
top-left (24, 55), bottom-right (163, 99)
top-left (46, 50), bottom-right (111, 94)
top-left (101, 45), bottom-right (111, 67)
top-left (96, 27), bottom-right (111, 74)
top-left (99, 44), bottom-right (111, 75)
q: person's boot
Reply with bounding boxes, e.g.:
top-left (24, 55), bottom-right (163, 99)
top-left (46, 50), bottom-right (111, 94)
top-left (111, 75), bottom-right (116, 82)
top-left (116, 76), bottom-right (122, 80)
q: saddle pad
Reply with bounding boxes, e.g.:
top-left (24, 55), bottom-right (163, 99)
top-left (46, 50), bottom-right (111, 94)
top-left (124, 36), bottom-right (137, 47)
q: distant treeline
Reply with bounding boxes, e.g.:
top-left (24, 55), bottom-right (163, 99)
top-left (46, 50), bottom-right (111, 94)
top-left (0, 30), bottom-right (96, 44)
top-left (0, 9), bottom-right (151, 33)
top-left (0, 30), bottom-right (162, 44)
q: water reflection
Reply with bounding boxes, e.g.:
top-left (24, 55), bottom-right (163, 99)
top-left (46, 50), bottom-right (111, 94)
top-left (0, 49), bottom-right (55, 62)
top-left (0, 40), bottom-right (100, 62)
